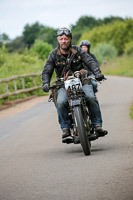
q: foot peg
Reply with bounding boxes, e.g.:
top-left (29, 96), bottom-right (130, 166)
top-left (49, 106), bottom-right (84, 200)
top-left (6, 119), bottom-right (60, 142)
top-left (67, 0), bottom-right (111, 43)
top-left (62, 137), bottom-right (74, 144)
top-left (88, 133), bottom-right (98, 141)
top-left (97, 130), bottom-right (108, 137)
top-left (62, 136), bottom-right (80, 144)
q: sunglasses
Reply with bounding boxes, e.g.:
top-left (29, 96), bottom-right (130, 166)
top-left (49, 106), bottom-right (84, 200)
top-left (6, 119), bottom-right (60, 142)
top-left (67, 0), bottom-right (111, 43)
top-left (57, 28), bottom-right (72, 37)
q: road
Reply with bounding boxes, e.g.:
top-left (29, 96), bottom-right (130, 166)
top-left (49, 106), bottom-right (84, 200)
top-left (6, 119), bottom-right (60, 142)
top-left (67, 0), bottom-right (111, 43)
top-left (0, 75), bottom-right (133, 200)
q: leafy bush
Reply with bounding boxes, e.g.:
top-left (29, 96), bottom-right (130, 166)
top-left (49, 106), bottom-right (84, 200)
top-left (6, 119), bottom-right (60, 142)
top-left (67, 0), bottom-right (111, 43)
top-left (0, 45), bottom-right (48, 105)
top-left (30, 40), bottom-right (53, 60)
top-left (0, 47), bottom-right (44, 79)
top-left (0, 45), bottom-right (7, 67)
top-left (124, 41), bottom-right (133, 55)
top-left (0, 54), bottom-right (5, 67)
top-left (79, 19), bottom-right (133, 55)
top-left (92, 43), bottom-right (118, 64)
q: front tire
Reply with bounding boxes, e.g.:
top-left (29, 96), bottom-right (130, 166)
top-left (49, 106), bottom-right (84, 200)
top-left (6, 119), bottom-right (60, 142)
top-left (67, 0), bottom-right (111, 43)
top-left (74, 106), bottom-right (91, 155)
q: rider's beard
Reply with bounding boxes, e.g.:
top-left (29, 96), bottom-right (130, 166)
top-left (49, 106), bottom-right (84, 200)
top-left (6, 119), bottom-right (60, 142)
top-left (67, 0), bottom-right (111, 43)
top-left (58, 42), bottom-right (71, 51)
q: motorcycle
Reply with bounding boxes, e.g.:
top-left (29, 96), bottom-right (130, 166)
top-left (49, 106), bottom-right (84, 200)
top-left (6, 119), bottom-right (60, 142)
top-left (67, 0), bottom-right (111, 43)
top-left (48, 71), bottom-right (107, 156)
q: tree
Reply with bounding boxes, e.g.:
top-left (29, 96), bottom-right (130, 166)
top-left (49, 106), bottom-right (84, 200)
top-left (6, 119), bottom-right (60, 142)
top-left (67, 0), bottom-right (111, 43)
top-left (71, 16), bottom-right (100, 44)
top-left (79, 18), bottom-right (133, 54)
top-left (0, 33), bottom-right (10, 44)
top-left (71, 16), bottom-right (99, 30)
top-left (23, 22), bottom-right (44, 48)
top-left (103, 16), bottom-right (124, 24)
top-left (6, 36), bottom-right (26, 53)
top-left (71, 15), bottom-right (125, 45)
top-left (37, 27), bottom-right (57, 48)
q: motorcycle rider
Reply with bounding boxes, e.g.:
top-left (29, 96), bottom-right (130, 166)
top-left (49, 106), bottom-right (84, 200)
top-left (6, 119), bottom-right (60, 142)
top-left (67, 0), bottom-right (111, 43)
top-left (80, 40), bottom-right (99, 93)
top-left (42, 27), bottom-right (107, 139)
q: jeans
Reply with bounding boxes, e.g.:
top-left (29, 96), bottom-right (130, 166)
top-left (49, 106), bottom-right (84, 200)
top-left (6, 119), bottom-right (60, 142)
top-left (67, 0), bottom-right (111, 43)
top-left (90, 74), bottom-right (98, 93)
top-left (56, 85), bottom-right (102, 130)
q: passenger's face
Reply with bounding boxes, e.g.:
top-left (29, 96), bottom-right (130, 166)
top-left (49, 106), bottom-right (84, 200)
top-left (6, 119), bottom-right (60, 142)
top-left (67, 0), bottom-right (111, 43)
top-left (81, 46), bottom-right (88, 53)
top-left (57, 34), bottom-right (71, 51)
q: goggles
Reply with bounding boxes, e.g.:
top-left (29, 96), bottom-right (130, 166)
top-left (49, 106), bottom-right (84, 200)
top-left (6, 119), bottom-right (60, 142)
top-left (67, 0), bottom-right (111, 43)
top-left (57, 28), bottom-right (72, 38)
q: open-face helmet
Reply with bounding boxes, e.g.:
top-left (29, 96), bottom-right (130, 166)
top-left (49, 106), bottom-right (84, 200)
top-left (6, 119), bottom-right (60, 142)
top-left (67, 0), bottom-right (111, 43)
top-left (57, 27), bottom-right (72, 38)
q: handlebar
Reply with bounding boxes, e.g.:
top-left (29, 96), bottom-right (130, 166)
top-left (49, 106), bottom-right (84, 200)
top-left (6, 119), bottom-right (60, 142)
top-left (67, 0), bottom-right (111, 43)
top-left (49, 82), bottom-right (64, 90)
top-left (48, 73), bottom-right (107, 90)
top-left (89, 76), bottom-right (107, 83)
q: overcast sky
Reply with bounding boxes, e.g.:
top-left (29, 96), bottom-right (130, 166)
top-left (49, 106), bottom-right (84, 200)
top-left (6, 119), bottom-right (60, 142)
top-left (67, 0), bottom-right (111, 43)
top-left (0, 0), bottom-right (133, 39)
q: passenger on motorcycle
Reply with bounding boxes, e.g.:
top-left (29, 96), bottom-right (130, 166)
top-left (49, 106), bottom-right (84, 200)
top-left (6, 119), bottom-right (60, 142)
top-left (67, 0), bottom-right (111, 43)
top-left (42, 27), bottom-right (107, 139)
top-left (79, 40), bottom-right (99, 93)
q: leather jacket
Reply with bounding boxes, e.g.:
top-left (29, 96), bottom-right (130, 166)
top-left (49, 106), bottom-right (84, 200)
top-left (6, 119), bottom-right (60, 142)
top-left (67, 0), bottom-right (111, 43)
top-left (42, 45), bottom-right (102, 85)
top-left (83, 52), bottom-right (101, 76)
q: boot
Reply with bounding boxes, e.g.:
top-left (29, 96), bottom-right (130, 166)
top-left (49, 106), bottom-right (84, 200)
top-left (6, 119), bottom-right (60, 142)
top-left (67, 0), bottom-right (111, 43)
top-left (62, 129), bottom-right (71, 139)
top-left (94, 126), bottom-right (108, 137)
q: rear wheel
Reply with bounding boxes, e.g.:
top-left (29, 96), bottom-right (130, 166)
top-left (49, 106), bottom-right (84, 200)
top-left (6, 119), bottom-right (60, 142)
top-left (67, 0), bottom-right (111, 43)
top-left (74, 106), bottom-right (91, 155)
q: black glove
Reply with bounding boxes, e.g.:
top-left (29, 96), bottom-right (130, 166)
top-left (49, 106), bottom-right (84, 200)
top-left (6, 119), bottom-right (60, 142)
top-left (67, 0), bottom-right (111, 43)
top-left (95, 74), bottom-right (105, 81)
top-left (42, 83), bottom-right (49, 92)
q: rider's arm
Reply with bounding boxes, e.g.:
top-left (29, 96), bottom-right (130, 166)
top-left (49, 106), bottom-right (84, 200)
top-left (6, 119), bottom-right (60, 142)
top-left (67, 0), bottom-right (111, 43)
top-left (42, 50), bottom-right (55, 85)
top-left (78, 47), bottom-right (101, 76)
top-left (89, 53), bottom-right (101, 72)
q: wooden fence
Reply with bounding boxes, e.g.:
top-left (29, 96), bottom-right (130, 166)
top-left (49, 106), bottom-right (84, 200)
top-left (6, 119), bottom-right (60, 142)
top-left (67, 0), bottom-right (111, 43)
top-left (0, 72), bottom-right (42, 99)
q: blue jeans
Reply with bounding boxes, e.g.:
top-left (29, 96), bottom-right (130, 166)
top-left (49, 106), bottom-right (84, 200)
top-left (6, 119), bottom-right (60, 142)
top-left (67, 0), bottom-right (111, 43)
top-left (90, 74), bottom-right (98, 93)
top-left (56, 85), bottom-right (102, 130)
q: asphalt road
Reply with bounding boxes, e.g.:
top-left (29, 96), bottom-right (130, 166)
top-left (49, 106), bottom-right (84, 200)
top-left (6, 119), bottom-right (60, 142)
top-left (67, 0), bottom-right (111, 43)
top-left (0, 75), bottom-right (133, 200)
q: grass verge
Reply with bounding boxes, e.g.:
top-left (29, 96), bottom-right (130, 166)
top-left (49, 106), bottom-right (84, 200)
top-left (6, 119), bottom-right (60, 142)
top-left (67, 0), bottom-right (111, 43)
top-left (101, 53), bottom-right (133, 120)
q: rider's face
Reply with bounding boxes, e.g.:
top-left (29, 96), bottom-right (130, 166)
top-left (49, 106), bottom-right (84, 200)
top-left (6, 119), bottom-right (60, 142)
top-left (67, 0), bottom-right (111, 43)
top-left (81, 46), bottom-right (88, 53)
top-left (57, 34), bottom-right (71, 51)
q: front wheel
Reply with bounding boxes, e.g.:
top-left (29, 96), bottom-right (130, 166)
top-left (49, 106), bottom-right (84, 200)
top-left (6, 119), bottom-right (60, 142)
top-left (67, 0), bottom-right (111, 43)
top-left (73, 106), bottom-right (91, 155)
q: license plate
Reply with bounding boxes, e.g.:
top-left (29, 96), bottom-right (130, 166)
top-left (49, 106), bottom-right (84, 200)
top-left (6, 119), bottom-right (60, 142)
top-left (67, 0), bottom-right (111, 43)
top-left (64, 78), bottom-right (82, 91)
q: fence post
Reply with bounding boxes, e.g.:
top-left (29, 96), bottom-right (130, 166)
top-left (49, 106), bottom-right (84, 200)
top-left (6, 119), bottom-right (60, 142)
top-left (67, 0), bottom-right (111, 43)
top-left (5, 82), bottom-right (9, 93)
top-left (0, 72), bottom-right (43, 99)
top-left (32, 77), bottom-right (36, 86)
top-left (14, 80), bottom-right (17, 91)
top-left (22, 78), bottom-right (25, 89)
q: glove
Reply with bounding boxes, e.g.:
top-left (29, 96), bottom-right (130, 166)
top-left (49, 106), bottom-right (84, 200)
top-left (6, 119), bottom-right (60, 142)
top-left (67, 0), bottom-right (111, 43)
top-left (80, 69), bottom-right (88, 79)
top-left (42, 83), bottom-right (49, 92)
top-left (80, 69), bottom-right (88, 76)
top-left (95, 74), bottom-right (105, 81)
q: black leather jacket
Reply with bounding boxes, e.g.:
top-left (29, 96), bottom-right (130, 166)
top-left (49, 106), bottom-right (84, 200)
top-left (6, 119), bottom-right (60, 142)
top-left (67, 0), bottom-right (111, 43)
top-left (42, 45), bottom-right (101, 85)
top-left (84, 52), bottom-right (101, 76)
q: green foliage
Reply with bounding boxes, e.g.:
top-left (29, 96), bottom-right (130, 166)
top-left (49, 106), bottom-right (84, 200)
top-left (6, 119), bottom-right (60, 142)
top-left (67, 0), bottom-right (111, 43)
top-left (6, 36), bottom-right (26, 53)
top-left (0, 45), bottom-right (47, 105)
top-left (72, 15), bottom-right (124, 45)
top-left (72, 16), bottom-right (100, 30)
top-left (100, 52), bottom-right (133, 120)
top-left (101, 53), bottom-right (133, 77)
top-left (0, 45), bottom-right (8, 67)
top-left (1, 15), bottom-right (128, 53)
top-left (0, 46), bottom-right (44, 78)
top-left (129, 102), bottom-right (133, 119)
top-left (0, 51), bottom-right (5, 67)
top-left (0, 33), bottom-right (10, 43)
top-left (92, 43), bottom-right (118, 64)
top-left (30, 40), bottom-right (53, 60)
top-left (38, 27), bottom-right (58, 48)
top-left (21, 23), bottom-right (57, 51)
top-left (23, 22), bottom-right (44, 48)
top-left (71, 16), bottom-right (100, 44)
top-left (79, 19), bottom-right (133, 55)
top-left (102, 16), bottom-right (124, 24)
top-left (124, 41), bottom-right (133, 55)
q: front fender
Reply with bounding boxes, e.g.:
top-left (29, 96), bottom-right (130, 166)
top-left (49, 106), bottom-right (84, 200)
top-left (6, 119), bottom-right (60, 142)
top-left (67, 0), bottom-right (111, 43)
top-left (69, 99), bottom-right (81, 106)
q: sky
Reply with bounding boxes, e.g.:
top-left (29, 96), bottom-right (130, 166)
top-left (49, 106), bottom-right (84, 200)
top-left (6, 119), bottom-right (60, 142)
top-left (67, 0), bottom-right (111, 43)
top-left (0, 0), bottom-right (133, 40)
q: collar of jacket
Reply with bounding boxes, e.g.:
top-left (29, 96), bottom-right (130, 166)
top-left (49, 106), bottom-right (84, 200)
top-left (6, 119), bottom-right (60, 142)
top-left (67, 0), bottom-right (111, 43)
top-left (57, 47), bottom-right (77, 55)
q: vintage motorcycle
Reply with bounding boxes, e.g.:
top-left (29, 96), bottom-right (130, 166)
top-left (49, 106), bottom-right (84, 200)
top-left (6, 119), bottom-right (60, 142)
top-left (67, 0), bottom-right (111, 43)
top-left (48, 71), bottom-right (107, 156)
